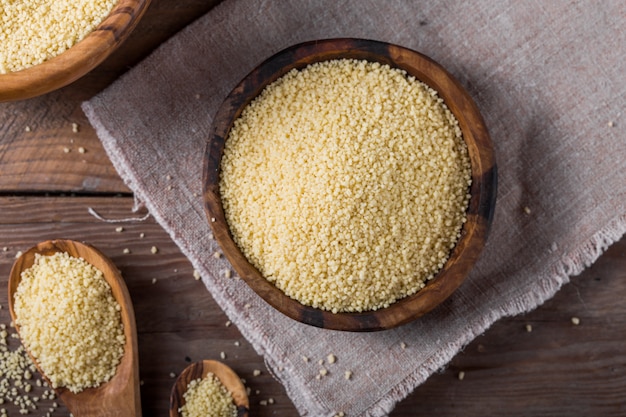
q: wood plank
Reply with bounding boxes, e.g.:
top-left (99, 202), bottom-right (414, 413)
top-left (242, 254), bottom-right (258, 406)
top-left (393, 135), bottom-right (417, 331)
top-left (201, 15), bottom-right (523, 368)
top-left (1, 195), bottom-right (625, 416)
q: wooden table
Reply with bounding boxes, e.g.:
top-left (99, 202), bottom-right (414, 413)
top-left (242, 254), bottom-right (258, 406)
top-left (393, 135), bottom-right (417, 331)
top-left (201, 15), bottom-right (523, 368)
top-left (1, 1), bottom-right (625, 415)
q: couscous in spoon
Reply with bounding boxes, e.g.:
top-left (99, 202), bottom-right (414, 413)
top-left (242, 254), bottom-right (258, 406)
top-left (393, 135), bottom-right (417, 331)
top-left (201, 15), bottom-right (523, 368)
top-left (8, 239), bottom-right (141, 417)
top-left (170, 360), bottom-right (249, 417)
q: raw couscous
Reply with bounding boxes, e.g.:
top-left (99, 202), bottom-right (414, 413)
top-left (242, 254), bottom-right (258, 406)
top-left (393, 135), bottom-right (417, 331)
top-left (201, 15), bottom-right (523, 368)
top-left (220, 58), bottom-right (472, 313)
top-left (179, 373), bottom-right (237, 417)
top-left (13, 252), bottom-right (125, 393)
top-left (0, 0), bottom-right (118, 73)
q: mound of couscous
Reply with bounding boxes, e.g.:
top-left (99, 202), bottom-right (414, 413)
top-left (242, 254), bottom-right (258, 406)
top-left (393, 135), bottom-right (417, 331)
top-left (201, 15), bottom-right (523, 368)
top-left (14, 252), bottom-right (125, 393)
top-left (220, 58), bottom-right (471, 313)
top-left (179, 373), bottom-right (237, 417)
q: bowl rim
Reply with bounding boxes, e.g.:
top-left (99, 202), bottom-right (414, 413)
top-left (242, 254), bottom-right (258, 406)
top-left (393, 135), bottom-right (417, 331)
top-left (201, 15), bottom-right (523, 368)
top-left (203, 38), bottom-right (497, 331)
top-left (0, 0), bottom-right (151, 102)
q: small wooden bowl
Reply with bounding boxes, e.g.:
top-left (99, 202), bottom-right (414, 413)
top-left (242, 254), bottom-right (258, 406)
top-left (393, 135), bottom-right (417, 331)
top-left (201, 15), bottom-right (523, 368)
top-left (0, 0), bottom-right (150, 102)
top-left (170, 360), bottom-right (249, 417)
top-left (203, 38), bottom-right (497, 332)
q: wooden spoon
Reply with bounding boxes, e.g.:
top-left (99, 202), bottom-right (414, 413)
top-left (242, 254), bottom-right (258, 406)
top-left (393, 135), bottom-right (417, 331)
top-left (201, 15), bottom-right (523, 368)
top-left (170, 360), bottom-right (249, 417)
top-left (8, 239), bottom-right (142, 417)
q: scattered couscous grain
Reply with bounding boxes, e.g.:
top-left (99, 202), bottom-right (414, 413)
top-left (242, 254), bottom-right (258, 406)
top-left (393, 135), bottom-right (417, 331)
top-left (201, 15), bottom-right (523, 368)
top-left (220, 58), bottom-right (471, 313)
top-left (193, 270), bottom-right (201, 281)
top-left (78, 147), bottom-right (86, 154)
top-left (327, 354), bottom-right (336, 364)
top-left (344, 370), bottom-right (352, 380)
top-left (1, 0), bottom-right (119, 73)
top-left (525, 323), bottom-right (533, 332)
top-left (63, 147), bottom-right (71, 154)
top-left (252, 369), bottom-right (261, 377)
top-left (169, 372), bottom-right (176, 378)
top-left (115, 226), bottom-right (124, 233)
top-left (220, 351), bottom-right (226, 360)
top-left (24, 126), bottom-right (31, 132)
top-left (523, 206), bottom-right (532, 215)
top-left (13, 252), bottom-right (125, 393)
top-left (150, 246), bottom-right (159, 254)
top-left (400, 342), bottom-right (407, 349)
top-left (122, 248), bottom-right (130, 254)
top-left (457, 371), bottom-right (465, 381)
top-left (71, 123), bottom-right (79, 133)
top-left (179, 373), bottom-right (236, 417)
top-left (571, 317), bottom-right (580, 326)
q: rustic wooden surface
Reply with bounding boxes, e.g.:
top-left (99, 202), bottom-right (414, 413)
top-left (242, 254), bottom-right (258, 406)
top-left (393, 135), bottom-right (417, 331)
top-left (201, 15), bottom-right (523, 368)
top-left (0, 1), bottom-right (624, 416)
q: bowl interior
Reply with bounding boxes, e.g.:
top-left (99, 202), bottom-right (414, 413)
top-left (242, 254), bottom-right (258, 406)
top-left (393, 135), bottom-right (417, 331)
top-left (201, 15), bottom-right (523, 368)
top-left (0, 0), bottom-right (151, 102)
top-left (203, 38), bottom-right (496, 331)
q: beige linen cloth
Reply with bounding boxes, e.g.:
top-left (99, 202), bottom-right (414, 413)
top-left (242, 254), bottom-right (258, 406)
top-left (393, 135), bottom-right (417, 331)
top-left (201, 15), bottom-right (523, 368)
top-left (83, 1), bottom-right (626, 415)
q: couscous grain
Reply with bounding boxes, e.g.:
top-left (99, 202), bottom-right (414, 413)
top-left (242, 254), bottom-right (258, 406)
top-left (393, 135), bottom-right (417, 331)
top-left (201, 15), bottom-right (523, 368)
top-left (0, 0), bottom-right (119, 73)
top-left (179, 374), bottom-right (237, 417)
top-left (13, 252), bottom-right (125, 393)
top-left (220, 58), bottom-right (472, 313)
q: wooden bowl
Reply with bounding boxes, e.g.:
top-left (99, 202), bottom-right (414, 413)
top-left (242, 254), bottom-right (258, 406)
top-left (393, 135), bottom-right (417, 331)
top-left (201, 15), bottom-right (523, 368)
top-left (0, 0), bottom-right (150, 102)
top-left (203, 38), bottom-right (497, 332)
top-left (170, 360), bottom-right (249, 417)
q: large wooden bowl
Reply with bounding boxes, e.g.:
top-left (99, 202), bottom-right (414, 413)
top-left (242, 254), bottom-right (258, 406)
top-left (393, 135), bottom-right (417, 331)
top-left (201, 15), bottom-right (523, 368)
top-left (0, 0), bottom-right (150, 102)
top-left (203, 38), bottom-right (497, 332)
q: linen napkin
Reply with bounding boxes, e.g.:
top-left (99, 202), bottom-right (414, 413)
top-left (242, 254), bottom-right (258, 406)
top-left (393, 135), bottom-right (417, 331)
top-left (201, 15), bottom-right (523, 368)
top-left (82, 1), bottom-right (626, 415)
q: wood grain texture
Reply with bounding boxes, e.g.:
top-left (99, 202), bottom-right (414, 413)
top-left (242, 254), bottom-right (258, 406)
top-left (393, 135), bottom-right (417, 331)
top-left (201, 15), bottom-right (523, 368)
top-left (0, 0), bottom-right (151, 102)
top-left (204, 38), bottom-right (497, 331)
top-left (170, 360), bottom-right (249, 417)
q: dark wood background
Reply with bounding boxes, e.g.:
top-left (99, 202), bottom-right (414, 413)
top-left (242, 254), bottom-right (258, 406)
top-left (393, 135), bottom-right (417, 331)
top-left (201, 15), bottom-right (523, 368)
top-left (1, 1), bottom-right (624, 415)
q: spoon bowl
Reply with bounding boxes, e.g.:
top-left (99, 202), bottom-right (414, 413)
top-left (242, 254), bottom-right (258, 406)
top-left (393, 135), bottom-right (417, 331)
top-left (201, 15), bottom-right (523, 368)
top-left (170, 360), bottom-right (249, 417)
top-left (8, 239), bottom-right (141, 417)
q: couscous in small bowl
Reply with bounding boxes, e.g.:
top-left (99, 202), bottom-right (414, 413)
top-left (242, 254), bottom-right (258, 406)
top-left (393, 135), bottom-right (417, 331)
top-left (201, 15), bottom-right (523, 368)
top-left (0, 0), bottom-right (150, 102)
top-left (203, 38), bottom-right (497, 332)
